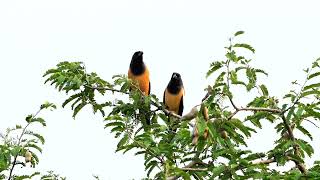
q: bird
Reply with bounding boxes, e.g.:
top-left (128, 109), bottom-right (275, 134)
top-left (163, 72), bottom-right (184, 131)
top-left (128, 51), bottom-right (150, 96)
top-left (128, 51), bottom-right (151, 125)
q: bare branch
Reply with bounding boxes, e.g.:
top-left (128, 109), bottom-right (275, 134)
top-left (252, 158), bottom-right (275, 165)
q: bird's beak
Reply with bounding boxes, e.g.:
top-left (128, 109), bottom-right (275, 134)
top-left (139, 52), bottom-right (143, 56)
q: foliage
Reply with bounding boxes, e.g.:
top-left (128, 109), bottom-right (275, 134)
top-left (0, 102), bottom-right (65, 180)
top-left (40, 31), bottom-right (320, 179)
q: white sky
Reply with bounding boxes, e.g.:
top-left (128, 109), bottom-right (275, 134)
top-left (1, 0), bottom-right (320, 179)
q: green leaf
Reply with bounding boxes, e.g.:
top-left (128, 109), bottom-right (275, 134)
top-left (246, 68), bottom-right (257, 91)
top-left (303, 83), bottom-right (320, 91)
top-left (146, 160), bottom-right (158, 177)
top-left (296, 139), bottom-right (314, 157)
top-left (230, 71), bottom-right (246, 86)
top-left (31, 118), bottom-right (46, 127)
top-left (255, 69), bottom-right (268, 76)
top-left (305, 108), bottom-right (320, 119)
top-left (25, 131), bottom-right (45, 144)
top-left (207, 61), bottom-right (223, 78)
top-left (234, 31), bottom-right (245, 36)
top-left (308, 72), bottom-right (320, 79)
top-left (117, 134), bottom-right (129, 150)
top-left (25, 143), bottom-right (43, 153)
top-left (226, 51), bottom-right (238, 62)
top-left (296, 125), bottom-right (313, 140)
top-left (62, 93), bottom-right (82, 108)
top-left (72, 102), bottom-right (87, 118)
top-left (212, 165), bottom-right (226, 177)
top-left (301, 90), bottom-right (320, 97)
top-left (104, 121), bottom-right (125, 128)
top-left (233, 43), bottom-right (255, 53)
top-left (197, 117), bottom-right (206, 135)
top-left (25, 114), bottom-right (33, 123)
top-left (40, 101), bottom-right (56, 110)
top-left (259, 84), bottom-right (269, 96)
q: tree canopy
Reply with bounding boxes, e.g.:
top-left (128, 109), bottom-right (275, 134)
top-left (1, 31), bottom-right (320, 179)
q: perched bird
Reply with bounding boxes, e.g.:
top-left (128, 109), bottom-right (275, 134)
top-left (163, 72), bottom-right (184, 131)
top-left (128, 51), bottom-right (151, 125)
top-left (128, 51), bottom-right (150, 95)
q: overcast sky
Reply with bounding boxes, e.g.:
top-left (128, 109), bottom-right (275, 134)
top-left (1, 0), bottom-right (320, 179)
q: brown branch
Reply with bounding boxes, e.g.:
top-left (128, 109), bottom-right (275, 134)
top-left (228, 106), bottom-right (282, 120)
top-left (180, 167), bottom-right (208, 171)
top-left (86, 82), bottom-right (212, 125)
top-left (252, 158), bottom-right (275, 165)
top-left (281, 115), bottom-right (307, 174)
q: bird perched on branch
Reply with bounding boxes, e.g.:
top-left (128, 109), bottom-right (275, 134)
top-left (128, 51), bottom-right (151, 125)
top-left (163, 72), bottom-right (184, 131)
top-left (128, 51), bottom-right (150, 96)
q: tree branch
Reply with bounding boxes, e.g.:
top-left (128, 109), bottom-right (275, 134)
top-left (282, 68), bottom-right (311, 114)
top-left (8, 109), bottom-right (42, 180)
top-left (281, 115), bottom-right (307, 174)
top-left (252, 158), bottom-right (275, 165)
top-left (228, 106), bottom-right (282, 120)
top-left (127, 134), bottom-right (164, 165)
top-left (167, 156), bottom-right (277, 180)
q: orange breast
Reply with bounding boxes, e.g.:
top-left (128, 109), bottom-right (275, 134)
top-left (128, 68), bottom-right (150, 95)
top-left (164, 88), bottom-right (184, 114)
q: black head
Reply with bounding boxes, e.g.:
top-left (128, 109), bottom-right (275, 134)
top-left (167, 72), bottom-right (183, 94)
top-left (130, 51), bottom-right (145, 75)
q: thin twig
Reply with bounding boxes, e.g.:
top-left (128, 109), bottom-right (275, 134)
top-left (304, 119), bottom-right (320, 128)
top-left (228, 106), bottom-right (282, 120)
top-left (282, 68), bottom-right (312, 114)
